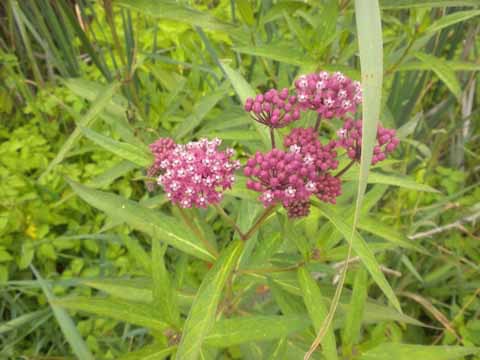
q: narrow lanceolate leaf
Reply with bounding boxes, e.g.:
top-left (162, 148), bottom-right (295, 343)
top-left (152, 239), bottom-right (181, 327)
top-left (380, 0), bottom-right (479, 8)
top-left (297, 267), bottom-right (338, 360)
top-left (358, 216), bottom-right (427, 253)
top-left (307, 1), bottom-right (386, 358)
top-left (79, 126), bottom-right (152, 167)
top-left (219, 63), bottom-right (272, 150)
top-left (359, 343), bottom-right (479, 360)
top-left (204, 315), bottom-right (310, 347)
top-left (397, 60), bottom-right (480, 72)
top-left (30, 266), bottom-right (94, 360)
top-left (354, 0), bottom-right (383, 223)
top-left (176, 240), bottom-right (244, 360)
top-left (115, 0), bottom-right (235, 32)
top-left (416, 53), bottom-right (462, 101)
top-left (0, 309), bottom-right (49, 335)
top-left (316, 203), bottom-right (401, 312)
top-left (342, 268), bottom-right (368, 357)
top-left (173, 83), bottom-right (229, 140)
top-left (68, 180), bottom-right (214, 261)
top-left (119, 344), bottom-right (176, 360)
top-left (424, 10), bottom-right (480, 35)
top-left (342, 170), bottom-right (439, 193)
top-left (40, 81), bottom-right (120, 180)
top-left (54, 297), bottom-right (169, 331)
top-left (233, 44), bottom-right (315, 67)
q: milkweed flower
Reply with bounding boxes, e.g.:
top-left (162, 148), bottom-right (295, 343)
top-left (244, 88), bottom-right (301, 128)
top-left (285, 200), bottom-right (311, 218)
top-left (336, 118), bottom-right (399, 165)
top-left (157, 138), bottom-right (240, 208)
top-left (294, 71), bottom-right (362, 119)
top-left (146, 137), bottom-right (176, 191)
top-left (244, 149), bottom-right (318, 208)
top-left (283, 127), bottom-right (339, 172)
top-left (244, 142), bottom-right (342, 218)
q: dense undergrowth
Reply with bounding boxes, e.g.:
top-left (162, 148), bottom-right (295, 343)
top-left (0, 1), bottom-right (479, 359)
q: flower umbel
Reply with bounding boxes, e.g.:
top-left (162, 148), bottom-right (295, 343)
top-left (336, 118), bottom-right (399, 164)
top-left (157, 138), bottom-right (240, 208)
top-left (295, 71), bottom-right (362, 119)
top-left (284, 127), bottom-right (339, 172)
top-left (244, 88), bottom-right (300, 128)
top-left (244, 149), bottom-right (318, 208)
top-left (146, 137), bottom-right (176, 191)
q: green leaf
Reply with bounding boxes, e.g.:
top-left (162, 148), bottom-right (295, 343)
top-left (68, 180), bottom-right (214, 261)
top-left (152, 239), bottom-right (181, 327)
top-left (204, 315), bottom-right (310, 347)
top-left (315, 202), bottom-right (402, 312)
top-left (119, 344), bottom-right (176, 360)
top-left (359, 344), bottom-right (479, 360)
top-left (121, 235), bottom-right (152, 273)
top-left (233, 44), bottom-right (315, 67)
top-left (358, 216), bottom-right (427, 253)
top-left (397, 60), bottom-right (480, 72)
top-left (424, 10), bottom-right (480, 35)
top-left (343, 170), bottom-right (439, 193)
top-left (219, 63), bottom-right (272, 150)
top-left (354, 0), bottom-right (384, 219)
top-left (79, 126), bottom-right (152, 167)
top-left (116, 0), bottom-right (235, 32)
top-left (40, 81), bottom-right (120, 179)
top-left (173, 83), bottom-right (229, 140)
top-left (30, 265), bottom-right (94, 360)
top-left (297, 267), bottom-right (338, 360)
top-left (415, 53), bottom-right (461, 100)
top-left (54, 297), bottom-right (169, 331)
top-left (0, 309), bottom-right (49, 335)
top-left (380, 0), bottom-right (479, 8)
top-left (342, 267), bottom-right (368, 357)
top-left (82, 279), bottom-right (154, 303)
top-left (236, 0), bottom-right (255, 26)
top-left (176, 240), bottom-right (244, 360)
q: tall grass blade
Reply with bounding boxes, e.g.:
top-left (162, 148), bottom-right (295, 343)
top-left (30, 265), bottom-right (94, 360)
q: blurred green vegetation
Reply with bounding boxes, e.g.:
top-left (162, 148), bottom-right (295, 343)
top-left (0, 0), bottom-right (479, 359)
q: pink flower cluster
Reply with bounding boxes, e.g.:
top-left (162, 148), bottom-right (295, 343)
top-left (146, 138), bottom-right (176, 191)
top-left (244, 149), bottom-right (318, 207)
top-left (148, 138), bottom-right (240, 208)
top-left (244, 129), bottom-right (343, 217)
top-left (244, 88), bottom-right (300, 128)
top-left (283, 127), bottom-right (339, 172)
top-left (295, 71), bottom-right (362, 119)
top-left (337, 118), bottom-right (400, 165)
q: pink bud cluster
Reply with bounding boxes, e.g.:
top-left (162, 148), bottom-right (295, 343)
top-left (244, 149), bottom-right (318, 207)
top-left (146, 137), bottom-right (176, 192)
top-left (244, 127), bottom-right (344, 217)
top-left (315, 174), bottom-right (342, 204)
top-left (285, 200), bottom-right (311, 219)
top-left (295, 71), bottom-right (362, 119)
top-left (244, 88), bottom-right (301, 128)
top-left (155, 138), bottom-right (240, 208)
top-left (336, 118), bottom-right (400, 165)
top-left (283, 127), bottom-right (339, 172)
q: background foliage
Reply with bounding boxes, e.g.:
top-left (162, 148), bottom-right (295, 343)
top-left (0, 0), bottom-right (479, 359)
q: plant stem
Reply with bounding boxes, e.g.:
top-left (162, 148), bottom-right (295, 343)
top-left (335, 159), bottom-right (356, 178)
top-left (213, 204), bottom-right (245, 240)
top-left (243, 205), bottom-right (276, 241)
top-left (270, 127), bottom-right (276, 148)
top-left (177, 207), bottom-right (219, 258)
top-left (314, 114), bottom-right (322, 132)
